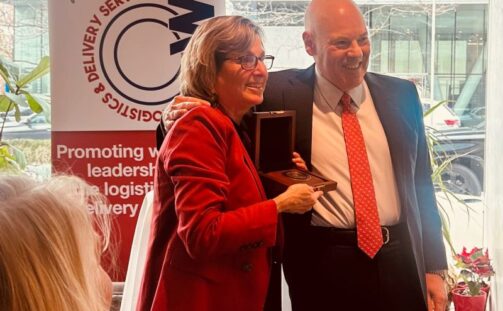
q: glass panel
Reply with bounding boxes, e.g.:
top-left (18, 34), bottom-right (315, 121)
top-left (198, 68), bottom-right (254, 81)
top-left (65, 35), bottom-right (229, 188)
top-left (437, 41), bottom-right (452, 74)
top-left (225, 1), bottom-right (487, 200)
top-left (379, 40), bottom-right (389, 73)
top-left (368, 5), bottom-right (430, 95)
top-left (0, 0), bottom-right (496, 307)
top-left (454, 41), bottom-right (467, 74)
top-left (409, 40), bottom-right (423, 74)
top-left (0, 1), bottom-right (51, 178)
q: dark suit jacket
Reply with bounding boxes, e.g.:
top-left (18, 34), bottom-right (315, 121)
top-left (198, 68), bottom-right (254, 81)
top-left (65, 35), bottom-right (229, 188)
top-left (258, 64), bottom-right (447, 304)
top-left (141, 106), bottom-right (279, 311)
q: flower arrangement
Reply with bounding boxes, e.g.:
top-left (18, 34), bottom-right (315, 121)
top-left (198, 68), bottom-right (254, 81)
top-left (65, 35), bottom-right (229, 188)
top-left (453, 247), bottom-right (495, 296)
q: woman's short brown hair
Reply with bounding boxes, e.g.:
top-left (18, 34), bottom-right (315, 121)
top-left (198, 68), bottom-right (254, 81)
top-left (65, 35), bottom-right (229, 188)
top-left (179, 15), bottom-right (264, 104)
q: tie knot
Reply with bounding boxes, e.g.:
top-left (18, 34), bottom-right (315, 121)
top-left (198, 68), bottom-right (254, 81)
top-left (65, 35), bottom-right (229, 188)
top-left (340, 93), bottom-right (352, 112)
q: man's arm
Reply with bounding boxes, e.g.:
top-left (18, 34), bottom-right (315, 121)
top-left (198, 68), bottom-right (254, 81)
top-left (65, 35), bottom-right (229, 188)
top-left (410, 82), bottom-right (448, 311)
top-left (156, 96), bottom-right (211, 149)
top-left (412, 86), bottom-right (447, 270)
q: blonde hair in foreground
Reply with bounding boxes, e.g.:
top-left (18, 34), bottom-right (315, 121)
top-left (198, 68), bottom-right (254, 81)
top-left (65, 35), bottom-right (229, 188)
top-left (0, 175), bottom-right (113, 311)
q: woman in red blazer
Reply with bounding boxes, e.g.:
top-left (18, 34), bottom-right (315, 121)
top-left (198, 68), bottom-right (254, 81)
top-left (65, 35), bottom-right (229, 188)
top-left (137, 16), bottom-right (321, 311)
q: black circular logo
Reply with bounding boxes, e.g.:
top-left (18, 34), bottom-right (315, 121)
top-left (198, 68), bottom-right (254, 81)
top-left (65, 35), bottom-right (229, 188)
top-left (99, 3), bottom-right (182, 106)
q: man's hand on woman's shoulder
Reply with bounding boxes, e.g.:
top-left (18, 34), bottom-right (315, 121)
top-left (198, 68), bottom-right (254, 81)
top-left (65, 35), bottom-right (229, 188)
top-left (162, 95), bottom-right (211, 132)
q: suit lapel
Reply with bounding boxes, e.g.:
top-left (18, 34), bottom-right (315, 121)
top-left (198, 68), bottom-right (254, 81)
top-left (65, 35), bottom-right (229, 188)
top-left (364, 73), bottom-right (412, 213)
top-left (365, 73), bottom-right (404, 145)
top-left (283, 65), bottom-right (316, 169)
top-left (285, 65), bottom-right (316, 111)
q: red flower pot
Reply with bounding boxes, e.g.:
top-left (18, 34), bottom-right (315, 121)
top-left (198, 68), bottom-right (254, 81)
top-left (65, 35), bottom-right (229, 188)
top-left (455, 282), bottom-right (490, 293)
top-left (451, 288), bottom-right (487, 311)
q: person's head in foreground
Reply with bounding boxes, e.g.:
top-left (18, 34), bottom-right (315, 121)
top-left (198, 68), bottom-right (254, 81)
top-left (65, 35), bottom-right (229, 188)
top-left (0, 175), bottom-right (113, 311)
top-left (180, 15), bottom-right (274, 123)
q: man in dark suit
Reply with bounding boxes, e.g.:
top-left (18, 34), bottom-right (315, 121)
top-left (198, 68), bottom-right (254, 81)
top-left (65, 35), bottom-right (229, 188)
top-left (159, 0), bottom-right (448, 310)
top-left (256, 2), bottom-right (447, 310)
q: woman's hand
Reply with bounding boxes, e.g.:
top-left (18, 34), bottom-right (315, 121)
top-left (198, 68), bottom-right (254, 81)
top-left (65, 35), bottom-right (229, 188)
top-left (273, 183), bottom-right (322, 214)
top-left (292, 152), bottom-right (307, 171)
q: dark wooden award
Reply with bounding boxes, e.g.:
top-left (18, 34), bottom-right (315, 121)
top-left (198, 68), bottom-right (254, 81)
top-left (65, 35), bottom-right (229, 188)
top-left (247, 110), bottom-right (337, 197)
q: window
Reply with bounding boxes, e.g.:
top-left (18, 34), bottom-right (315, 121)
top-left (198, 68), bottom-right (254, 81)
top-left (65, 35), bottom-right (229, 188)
top-left (0, 0), bottom-right (50, 177)
top-left (229, 0), bottom-right (488, 197)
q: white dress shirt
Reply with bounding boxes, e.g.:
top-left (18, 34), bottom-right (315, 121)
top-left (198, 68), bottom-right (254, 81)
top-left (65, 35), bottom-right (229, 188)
top-left (311, 69), bottom-right (401, 228)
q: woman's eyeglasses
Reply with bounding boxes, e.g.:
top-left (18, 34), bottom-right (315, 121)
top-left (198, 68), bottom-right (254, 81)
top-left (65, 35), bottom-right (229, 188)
top-left (225, 55), bottom-right (275, 70)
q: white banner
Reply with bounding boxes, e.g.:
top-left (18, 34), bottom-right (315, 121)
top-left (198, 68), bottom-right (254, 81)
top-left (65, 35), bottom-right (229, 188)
top-left (49, 0), bottom-right (225, 131)
top-left (49, 0), bottom-right (225, 279)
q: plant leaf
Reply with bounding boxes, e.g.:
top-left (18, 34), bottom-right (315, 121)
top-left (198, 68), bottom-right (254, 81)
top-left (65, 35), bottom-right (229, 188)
top-left (4, 92), bottom-right (27, 108)
top-left (0, 144), bottom-right (21, 172)
top-left (8, 143), bottom-right (27, 170)
top-left (0, 95), bottom-right (14, 112)
top-left (33, 94), bottom-right (51, 121)
top-left (22, 92), bottom-right (43, 114)
top-left (439, 209), bottom-right (456, 255)
top-left (2, 93), bottom-right (24, 122)
top-left (423, 100), bottom-right (450, 117)
top-left (24, 93), bottom-right (51, 121)
top-left (17, 56), bottom-right (50, 88)
top-left (0, 58), bottom-right (14, 91)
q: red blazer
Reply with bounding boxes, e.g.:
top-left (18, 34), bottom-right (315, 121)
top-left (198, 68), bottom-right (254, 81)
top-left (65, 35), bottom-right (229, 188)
top-left (137, 106), bottom-right (279, 311)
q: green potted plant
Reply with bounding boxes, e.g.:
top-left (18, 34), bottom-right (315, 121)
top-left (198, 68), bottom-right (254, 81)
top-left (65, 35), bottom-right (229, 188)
top-left (0, 56), bottom-right (50, 172)
top-left (451, 247), bottom-right (495, 311)
top-left (425, 100), bottom-right (470, 252)
top-left (424, 100), bottom-right (481, 310)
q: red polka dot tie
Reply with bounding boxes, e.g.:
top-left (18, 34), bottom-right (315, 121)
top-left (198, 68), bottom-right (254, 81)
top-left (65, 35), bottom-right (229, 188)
top-left (340, 93), bottom-right (383, 258)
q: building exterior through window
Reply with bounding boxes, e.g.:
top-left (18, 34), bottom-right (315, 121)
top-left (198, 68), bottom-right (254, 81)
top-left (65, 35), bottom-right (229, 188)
top-left (0, 1), bottom-right (495, 308)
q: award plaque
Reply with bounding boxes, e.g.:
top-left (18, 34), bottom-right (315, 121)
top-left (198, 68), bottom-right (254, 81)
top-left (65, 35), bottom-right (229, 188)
top-left (247, 110), bottom-right (337, 197)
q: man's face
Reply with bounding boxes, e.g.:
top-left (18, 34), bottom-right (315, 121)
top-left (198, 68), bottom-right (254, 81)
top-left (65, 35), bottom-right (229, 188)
top-left (304, 2), bottom-right (370, 92)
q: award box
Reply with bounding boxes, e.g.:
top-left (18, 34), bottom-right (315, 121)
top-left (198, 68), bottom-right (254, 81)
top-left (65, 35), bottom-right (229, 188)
top-left (247, 110), bottom-right (337, 197)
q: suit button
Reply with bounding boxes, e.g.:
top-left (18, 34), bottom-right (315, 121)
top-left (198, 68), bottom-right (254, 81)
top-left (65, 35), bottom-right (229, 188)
top-left (241, 263), bottom-right (253, 272)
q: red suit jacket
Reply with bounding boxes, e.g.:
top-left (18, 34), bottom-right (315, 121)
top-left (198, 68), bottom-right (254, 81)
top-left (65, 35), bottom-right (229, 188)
top-left (137, 106), bottom-right (279, 311)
